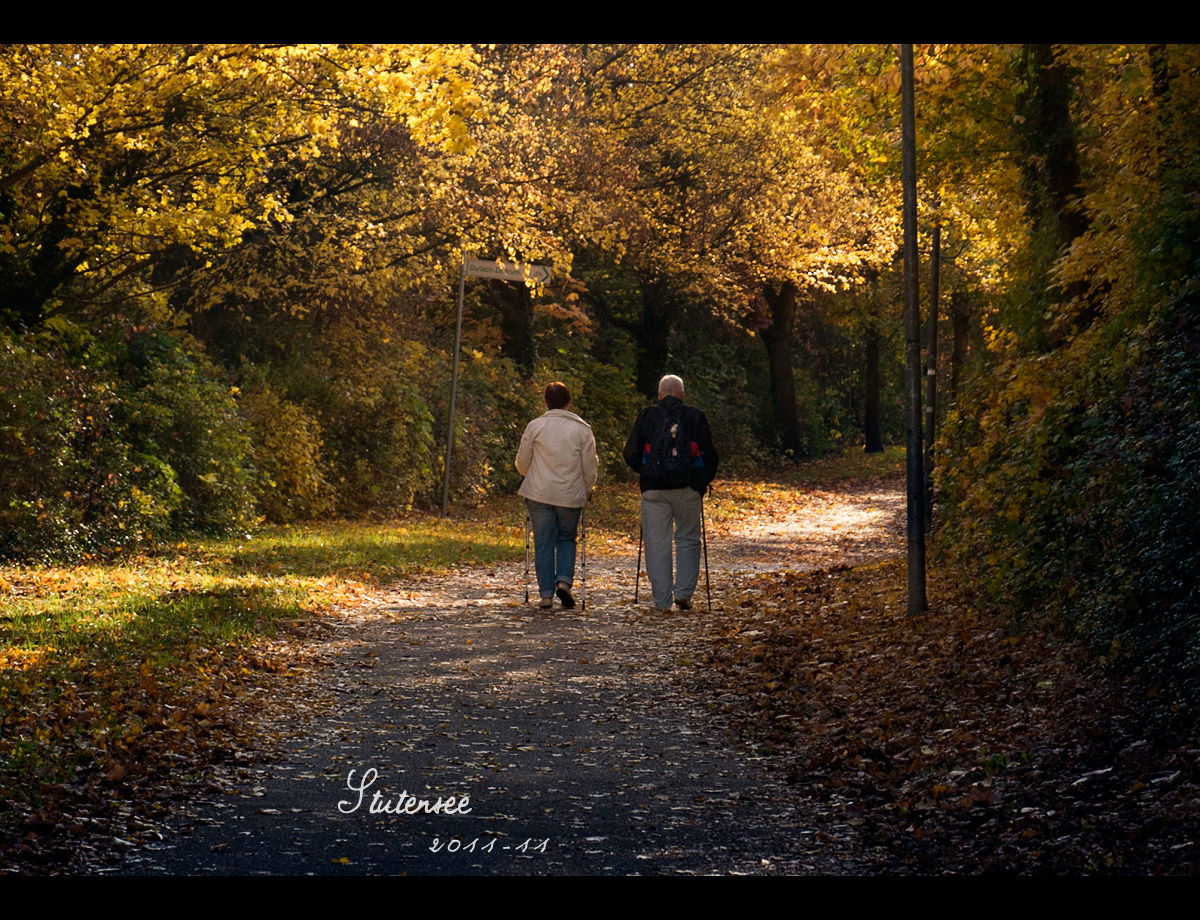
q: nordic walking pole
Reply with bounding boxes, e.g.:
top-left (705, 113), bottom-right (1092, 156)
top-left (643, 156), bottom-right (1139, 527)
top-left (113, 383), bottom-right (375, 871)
top-left (580, 507), bottom-right (587, 612)
top-left (634, 516), bottom-right (642, 604)
top-left (701, 493), bottom-right (711, 612)
top-left (524, 510), bottom-right (531, 604)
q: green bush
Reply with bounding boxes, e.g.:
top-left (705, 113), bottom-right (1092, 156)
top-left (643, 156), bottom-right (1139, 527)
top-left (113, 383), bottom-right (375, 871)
top-left (0, 322), bottom-right (262, 560)
top-left (109, 330), bottom-right (257, 534)
top-left (264, 324), bottom-right (435, 515)
top-left (521, 355), bottom-right (643, 484)
top-left (241, 380), bottom-right (330, 523)
top-left (0, 326), bottom-right (183, 559)
top-left (1080, 308), bottom-right (1200, 700)
top-left (323, 378), bottom-right (433, 514)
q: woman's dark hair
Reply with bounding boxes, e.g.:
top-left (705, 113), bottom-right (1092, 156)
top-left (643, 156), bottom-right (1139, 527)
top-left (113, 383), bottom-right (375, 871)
top-left (544, 382), bottom-right (571, 410)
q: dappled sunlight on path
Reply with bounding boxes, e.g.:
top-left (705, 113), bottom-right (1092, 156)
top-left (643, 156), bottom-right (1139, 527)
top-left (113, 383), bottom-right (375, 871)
top-left (705, 478), bottom-right (905, 576)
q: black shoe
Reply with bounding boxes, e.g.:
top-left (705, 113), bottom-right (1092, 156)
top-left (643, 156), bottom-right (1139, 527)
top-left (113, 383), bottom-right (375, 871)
top-left (556, 582), bottom-right (575, 609)
top-left (675, 597), bottom-right (692, 611)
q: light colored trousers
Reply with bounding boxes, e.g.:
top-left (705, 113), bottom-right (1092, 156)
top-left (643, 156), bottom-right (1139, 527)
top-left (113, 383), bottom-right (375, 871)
top-left (641, 487), bottom-right (702, 610)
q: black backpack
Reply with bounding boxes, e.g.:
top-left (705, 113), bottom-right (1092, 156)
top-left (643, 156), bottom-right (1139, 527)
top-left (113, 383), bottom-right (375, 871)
top-left (641, 405), bottom-right (705, 486)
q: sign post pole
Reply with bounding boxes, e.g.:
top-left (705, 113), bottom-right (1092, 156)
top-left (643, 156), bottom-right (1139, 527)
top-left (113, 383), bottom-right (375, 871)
top-left (441, 257), bottom-right (469, 515)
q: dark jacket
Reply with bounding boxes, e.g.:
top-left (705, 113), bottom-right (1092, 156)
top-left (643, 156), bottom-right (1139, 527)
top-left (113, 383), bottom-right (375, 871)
top-left (623, 396), bottom-right (719, 494)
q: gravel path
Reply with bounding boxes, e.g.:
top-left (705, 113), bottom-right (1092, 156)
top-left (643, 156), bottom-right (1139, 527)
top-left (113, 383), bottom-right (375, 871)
top-left (122, 478), bottom-right (904, 876)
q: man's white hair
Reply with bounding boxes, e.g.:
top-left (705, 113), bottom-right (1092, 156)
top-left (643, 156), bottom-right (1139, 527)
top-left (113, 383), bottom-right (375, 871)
top-left (658, 374), bottom-right (684, 398)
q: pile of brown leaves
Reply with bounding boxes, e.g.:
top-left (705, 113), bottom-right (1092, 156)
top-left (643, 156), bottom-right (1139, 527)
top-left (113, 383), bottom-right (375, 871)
top-left (701, 559), bottom-right (1199, 874)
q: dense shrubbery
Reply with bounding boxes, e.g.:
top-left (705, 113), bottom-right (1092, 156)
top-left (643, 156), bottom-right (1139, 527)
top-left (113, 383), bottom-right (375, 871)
top-left (1092, 308), bottom-right (1200, 700)
top-left (435, 351), bottom-right (531, 503)
top-left (1, 324), bottom-right (253, 559)
top-left (669, 336), bottom-right (772, 470)
top-left (2, 302), bottom-right (727, 560)
top-left (795, 316), bottom-right (905, 458)
top-left (112, 330), bottom-right (258, 534)
top-left (562, 359), bottom-right (645, 480)
top-left (241, 380), bottom-right (330, 524)
top-left (527, 326), bottom-right (644, 483)
top-left (939, 305), bottom-right (1200, 707)
top-left (249, 321), bottom-right (437, 517)
top-left (0, 317), bottom-right (445, 554)
top-left (1, 331), bottom-right (140, 559)
top-left (665, 297), bottom-right (903, 465)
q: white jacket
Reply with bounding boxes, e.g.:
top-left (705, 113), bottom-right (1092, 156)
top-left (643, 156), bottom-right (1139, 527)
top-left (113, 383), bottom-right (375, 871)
top-left (516, 409), bottom-right (598, 508)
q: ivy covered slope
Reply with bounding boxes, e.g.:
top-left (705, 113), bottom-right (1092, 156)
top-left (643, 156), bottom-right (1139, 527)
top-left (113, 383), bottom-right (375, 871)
top-left (937, 45), bottom-right (1200, 712)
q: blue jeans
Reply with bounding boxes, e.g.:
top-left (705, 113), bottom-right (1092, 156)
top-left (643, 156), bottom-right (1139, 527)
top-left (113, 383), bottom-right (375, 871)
top-left (641, 488), bottom-right (702, 610)
top-left (526, 500), bottom-right (581, 597)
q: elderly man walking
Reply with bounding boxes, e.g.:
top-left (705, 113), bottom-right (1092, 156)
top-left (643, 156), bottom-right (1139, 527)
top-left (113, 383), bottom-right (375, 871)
top-left (623, 374), bottom-right (719, 612)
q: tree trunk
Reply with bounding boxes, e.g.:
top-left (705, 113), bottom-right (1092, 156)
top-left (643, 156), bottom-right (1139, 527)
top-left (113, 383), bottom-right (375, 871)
top-left (901, 43), bottom-right (927, 615)
top-left (636, 277), bottom-right (678, 399)
top-left (1016, 43), bottom-right (1091, 345)
top-left (492, 280), bottom-right (535, 378)
top-left (760, 280), bottom-right (804, 460)
top-left (949, 289), bottom-right (972, 400)
top-left (864, 324), bottom-right (883, 453)
top-left (1020, 44), bottom-right (1089, 250)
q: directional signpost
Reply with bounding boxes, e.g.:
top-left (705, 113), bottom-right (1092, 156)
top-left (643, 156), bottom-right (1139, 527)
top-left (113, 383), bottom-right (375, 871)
top-left (442, 255), bottom-right (552, 515)
top-left (462, 256), bottom-right (552, 285)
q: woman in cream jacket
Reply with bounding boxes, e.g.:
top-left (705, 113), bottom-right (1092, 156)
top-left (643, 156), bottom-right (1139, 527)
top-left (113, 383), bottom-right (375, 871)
top-left (516, 382), bottom-right (598, 608)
